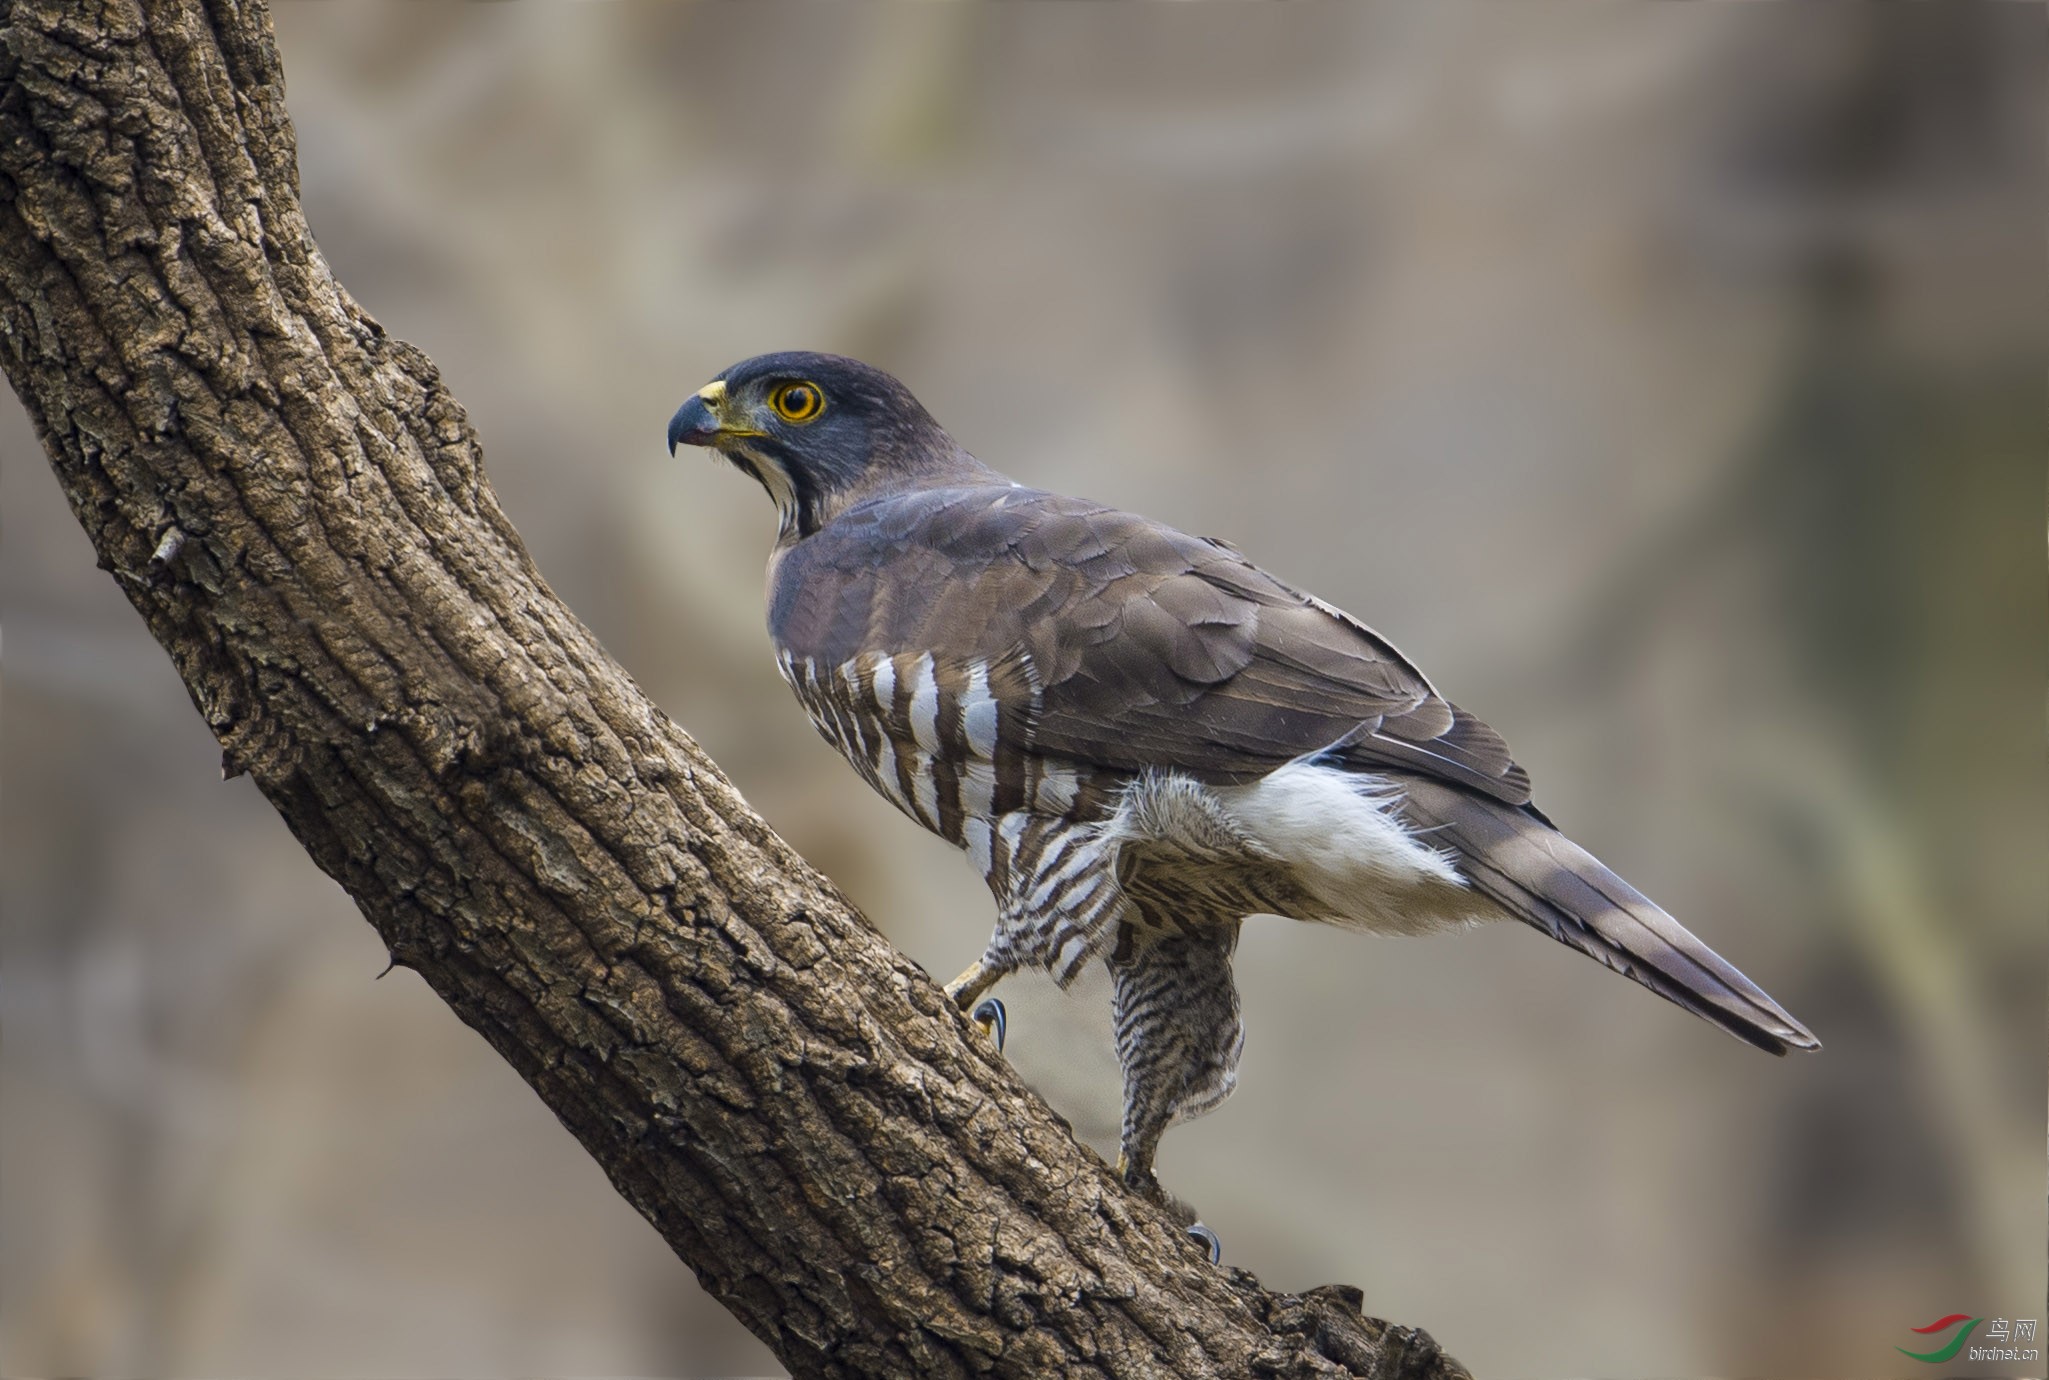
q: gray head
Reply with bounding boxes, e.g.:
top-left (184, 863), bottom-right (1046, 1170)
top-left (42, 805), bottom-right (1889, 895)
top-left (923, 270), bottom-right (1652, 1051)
top-left (668, 352), bottom-right (989, 537)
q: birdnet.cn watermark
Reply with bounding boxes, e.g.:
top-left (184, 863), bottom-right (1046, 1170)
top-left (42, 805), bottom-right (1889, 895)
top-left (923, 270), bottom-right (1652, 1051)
top-left (1896, 1314), bottom-right (2039, 1365)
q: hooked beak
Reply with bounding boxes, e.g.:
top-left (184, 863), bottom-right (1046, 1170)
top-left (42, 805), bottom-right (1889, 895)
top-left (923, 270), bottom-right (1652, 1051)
top-left (667, 396), bottom-right (714, 454)
top-left (667, 379), bottom-right (726, 454)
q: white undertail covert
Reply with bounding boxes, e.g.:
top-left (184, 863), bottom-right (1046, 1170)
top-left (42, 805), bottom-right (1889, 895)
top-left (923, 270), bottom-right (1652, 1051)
top-left (1112, 760), bottom-right (1499, 936)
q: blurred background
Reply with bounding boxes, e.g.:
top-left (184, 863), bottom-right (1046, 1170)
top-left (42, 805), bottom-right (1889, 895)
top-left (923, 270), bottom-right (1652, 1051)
top-left (4, 4), bottom-right (2043, 1377)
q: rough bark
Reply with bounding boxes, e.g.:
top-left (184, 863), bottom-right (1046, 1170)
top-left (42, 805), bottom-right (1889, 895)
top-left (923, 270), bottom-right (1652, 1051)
top-left (0, 4), bottom-right (1471, 1377)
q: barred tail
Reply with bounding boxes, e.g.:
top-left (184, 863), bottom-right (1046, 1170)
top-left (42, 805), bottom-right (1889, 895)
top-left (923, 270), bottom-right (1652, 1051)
top-left (1392, 775), bottom-right (1820, 1055)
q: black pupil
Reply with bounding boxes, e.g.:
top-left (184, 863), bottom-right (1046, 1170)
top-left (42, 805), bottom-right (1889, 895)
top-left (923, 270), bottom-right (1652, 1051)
top-left (783, 386), bottom-right (814, 416)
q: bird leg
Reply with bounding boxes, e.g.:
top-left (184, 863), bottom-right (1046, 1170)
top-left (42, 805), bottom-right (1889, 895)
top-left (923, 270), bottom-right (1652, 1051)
top-left (1114, 1146), bottom-right (1162, 1199)
top-left (944, 960), bottom-right (1006, 1052)
top-left (1108, 919), bottom-right (1245, 1253)
top-left (1116, 1146), bottom-right (1221, 1261)
top-left (943, 959), bottom-right (999, 1007)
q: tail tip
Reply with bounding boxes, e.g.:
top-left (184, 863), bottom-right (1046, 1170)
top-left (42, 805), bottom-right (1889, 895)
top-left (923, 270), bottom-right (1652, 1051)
top-left (1762, 1023), bottom-right (1822, 1057)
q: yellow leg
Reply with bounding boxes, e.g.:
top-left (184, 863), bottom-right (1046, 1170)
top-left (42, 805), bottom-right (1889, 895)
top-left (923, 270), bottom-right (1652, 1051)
top-left (943, 960), bottom-right (998, 1009)
top-left (1118, 1143), bottom-right (1163, 1202)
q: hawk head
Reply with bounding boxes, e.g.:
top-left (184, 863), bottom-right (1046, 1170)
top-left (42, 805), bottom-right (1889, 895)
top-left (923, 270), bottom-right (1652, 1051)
top-left (669, 351), bottom-right (983, 537)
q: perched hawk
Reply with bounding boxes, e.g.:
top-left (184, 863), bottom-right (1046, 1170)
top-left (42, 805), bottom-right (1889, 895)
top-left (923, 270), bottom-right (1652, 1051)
top-left (669, 350), bottom-right (1819, 1212)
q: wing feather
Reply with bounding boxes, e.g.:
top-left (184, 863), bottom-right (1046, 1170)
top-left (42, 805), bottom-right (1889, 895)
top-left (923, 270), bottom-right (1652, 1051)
top-left (768, 485), bottom-right (1532, 804)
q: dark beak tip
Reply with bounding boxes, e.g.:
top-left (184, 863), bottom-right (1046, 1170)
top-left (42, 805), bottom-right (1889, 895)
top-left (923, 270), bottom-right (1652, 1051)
top-left (667, 396), bottom-right (716, 456)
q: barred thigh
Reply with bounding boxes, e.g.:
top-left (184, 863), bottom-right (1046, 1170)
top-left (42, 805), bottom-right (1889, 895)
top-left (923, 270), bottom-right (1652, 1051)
top-left (1109, 918), bottom-right (1245, 1162)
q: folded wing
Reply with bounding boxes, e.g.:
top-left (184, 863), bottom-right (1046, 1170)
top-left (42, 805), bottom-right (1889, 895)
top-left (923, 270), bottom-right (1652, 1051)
top-left (772, 484), bottom-right (1531, 800)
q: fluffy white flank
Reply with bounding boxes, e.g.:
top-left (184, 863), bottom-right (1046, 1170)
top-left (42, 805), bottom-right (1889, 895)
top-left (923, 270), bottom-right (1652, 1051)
top-left (1204, 759), bottom-right (1501, 934)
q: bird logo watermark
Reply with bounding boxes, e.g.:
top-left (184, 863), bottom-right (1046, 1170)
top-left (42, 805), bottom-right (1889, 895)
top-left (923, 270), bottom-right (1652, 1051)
top-left (1896, 1314), bottom-right (2038, 1365)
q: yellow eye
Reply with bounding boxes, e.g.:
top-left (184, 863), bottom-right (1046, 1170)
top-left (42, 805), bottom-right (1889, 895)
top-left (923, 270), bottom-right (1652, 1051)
top-left (770, 381), bottom-right (824, 424)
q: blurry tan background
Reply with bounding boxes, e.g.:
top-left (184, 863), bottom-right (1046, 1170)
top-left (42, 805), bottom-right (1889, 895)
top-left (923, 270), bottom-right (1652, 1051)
top-left (4, 4), bottom-right (2044, 1377)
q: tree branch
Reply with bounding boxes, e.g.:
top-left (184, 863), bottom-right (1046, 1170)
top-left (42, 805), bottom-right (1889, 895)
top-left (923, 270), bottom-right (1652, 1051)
top-left (0, 3), bottom-right (1470, 1376)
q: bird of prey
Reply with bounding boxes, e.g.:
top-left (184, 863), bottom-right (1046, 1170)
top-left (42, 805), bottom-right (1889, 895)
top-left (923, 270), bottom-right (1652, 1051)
top-left (669, 350), bottom-right (1820, 1215)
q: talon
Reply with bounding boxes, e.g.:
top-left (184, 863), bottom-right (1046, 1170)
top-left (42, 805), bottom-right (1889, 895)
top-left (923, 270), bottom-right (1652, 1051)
top-left (1187, 1222), bottom-right (1222, 1264)
top-left (970, 996), bottom-right (1007, 1053)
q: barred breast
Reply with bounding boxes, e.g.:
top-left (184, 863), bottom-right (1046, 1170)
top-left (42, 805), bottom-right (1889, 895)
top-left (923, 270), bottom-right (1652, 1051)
top-left (775, 649), bottom-right (1130, 980)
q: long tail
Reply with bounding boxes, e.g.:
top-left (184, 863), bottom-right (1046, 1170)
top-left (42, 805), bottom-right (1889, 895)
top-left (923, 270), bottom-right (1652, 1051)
top-left (1390, 774), bottom-right (1820, 1055)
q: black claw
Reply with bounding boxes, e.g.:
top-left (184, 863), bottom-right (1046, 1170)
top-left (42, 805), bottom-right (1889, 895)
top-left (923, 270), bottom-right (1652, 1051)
top-left (1187, 1221), bottom-right (1222, 1264)
top-left (971, 997), bottom-right (1007, 1053)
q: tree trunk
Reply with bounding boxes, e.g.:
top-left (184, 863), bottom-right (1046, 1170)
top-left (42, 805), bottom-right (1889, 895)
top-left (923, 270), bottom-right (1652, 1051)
top-left (0, 3), bottom-right (1469, 1376)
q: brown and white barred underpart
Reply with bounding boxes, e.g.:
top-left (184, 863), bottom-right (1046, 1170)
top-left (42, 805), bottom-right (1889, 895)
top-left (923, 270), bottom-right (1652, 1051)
top-left (776, 649), bottom-right (1133, 982)
top-left (776, 650), bottom-right (1333, 1176)
top-left (1110, 918), bottom-right (1244, 1179)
